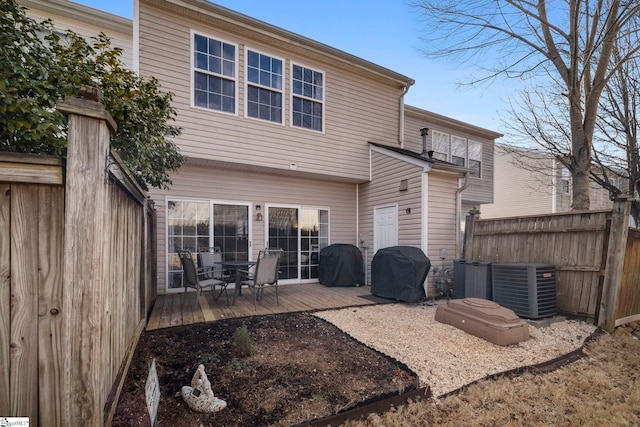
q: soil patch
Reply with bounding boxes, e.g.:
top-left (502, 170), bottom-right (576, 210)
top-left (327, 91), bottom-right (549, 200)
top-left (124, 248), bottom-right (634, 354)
top-left (113, 312), bottom-right (417, 426)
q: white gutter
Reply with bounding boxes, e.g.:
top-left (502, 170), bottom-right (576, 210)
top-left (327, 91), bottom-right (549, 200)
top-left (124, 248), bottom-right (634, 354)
top-left (399, 84), bottom-right (410, 146)
top-left (551, 159), bottom-right (557, 213)
top-left (455, 172), bottom-right (471, 257)
top-left (133, 0), bottom-right (140, 73)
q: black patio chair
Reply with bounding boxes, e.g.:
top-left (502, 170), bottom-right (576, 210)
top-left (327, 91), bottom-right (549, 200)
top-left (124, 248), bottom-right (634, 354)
top-left (178, 249), bottom-right (228, 309)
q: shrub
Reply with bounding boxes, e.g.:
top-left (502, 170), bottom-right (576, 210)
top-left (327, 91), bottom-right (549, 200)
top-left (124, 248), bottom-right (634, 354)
top-left (233, 323), bottom-right (253, 357)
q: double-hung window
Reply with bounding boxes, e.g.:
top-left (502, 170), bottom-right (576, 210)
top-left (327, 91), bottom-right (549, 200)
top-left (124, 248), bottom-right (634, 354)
top-left (431, 131), bottom-right (483, 178)
top-left (451, 136), bottom-right (467, 167)
top-left (561, 168), bottom-right (571, 194)
top-left (246, 50), bottom-right (283, 123)
top-left (468, 140), bottom-right (482, 178)
top-left (432, 131), bottom-right (450, 161)
top-left (193, 33), bottom-right (236, 113)
top-left (292, 64), bottom-right (324, 131)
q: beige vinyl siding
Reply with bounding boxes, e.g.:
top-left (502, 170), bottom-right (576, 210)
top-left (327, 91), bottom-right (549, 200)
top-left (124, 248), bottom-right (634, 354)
top-left (404, 107), bottom-right (497, 205)
top-left (481, 146), bottom-right (557, 218)
top-left (425, 171), bottom-right (458, 296)
top-left (149, 165), bottom-right (357, 293)
top-left (24, 8), bottom-right (133, 69)
top-left (481, 146), bottom-right (614, 219)
top-left (358, 151), bottom-right (424, 284)
top-left (139, 1), bottom-right (402, 182)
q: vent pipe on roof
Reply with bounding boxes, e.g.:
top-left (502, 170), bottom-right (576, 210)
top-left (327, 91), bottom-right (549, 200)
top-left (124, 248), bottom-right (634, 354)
top-left (420, 128), bottom-right (430, 158)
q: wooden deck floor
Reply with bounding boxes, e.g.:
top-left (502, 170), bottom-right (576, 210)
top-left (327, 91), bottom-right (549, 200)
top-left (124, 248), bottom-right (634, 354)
top-left (146, 283), bottom-right (381, 330)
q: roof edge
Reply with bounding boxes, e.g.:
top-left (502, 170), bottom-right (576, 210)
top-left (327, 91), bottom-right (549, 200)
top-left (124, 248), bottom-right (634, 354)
top-left (18, 0), bottom-right (132, 34)
top-left (160, 0), bottom-right (415, 87)
top-left (405, 104), bottom-right (503, 140)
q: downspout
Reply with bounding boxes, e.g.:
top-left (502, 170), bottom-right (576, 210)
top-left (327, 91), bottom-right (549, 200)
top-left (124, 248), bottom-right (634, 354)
top-left (551, 159), bottom-right (558, 213)
top-left (398, 84), bottom-right (410, 146)
top-left (455, 172), bottom-right (470, 258)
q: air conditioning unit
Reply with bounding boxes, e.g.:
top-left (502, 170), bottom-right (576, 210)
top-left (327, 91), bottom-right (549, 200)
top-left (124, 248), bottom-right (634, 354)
top-left (491, 263), bottom-right (557, 319)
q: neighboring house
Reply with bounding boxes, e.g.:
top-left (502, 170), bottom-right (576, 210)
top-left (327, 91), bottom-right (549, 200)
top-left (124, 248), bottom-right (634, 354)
top-left (19, 0), bottom-right (134, 68)
top-left (481, 144), bottom-right (614, 219)
top-left (23, 0), bottom-right (502, 296)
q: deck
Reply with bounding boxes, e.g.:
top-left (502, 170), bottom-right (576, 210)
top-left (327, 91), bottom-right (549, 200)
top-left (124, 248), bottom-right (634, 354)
top-left (146, 283), bottom-right (383, 330)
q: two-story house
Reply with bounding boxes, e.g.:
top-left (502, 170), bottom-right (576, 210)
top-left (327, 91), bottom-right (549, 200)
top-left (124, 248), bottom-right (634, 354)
top-left (135, 0), bottom-right (503, 294)
top-left (22, 0), bottom-right (502, 295)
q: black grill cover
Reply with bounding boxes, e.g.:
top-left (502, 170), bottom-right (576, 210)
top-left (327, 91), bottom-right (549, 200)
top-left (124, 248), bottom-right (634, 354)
top-left (371, 246), bottom-right (431, 302)
top-left (319, 244), bottom-right (364, 287)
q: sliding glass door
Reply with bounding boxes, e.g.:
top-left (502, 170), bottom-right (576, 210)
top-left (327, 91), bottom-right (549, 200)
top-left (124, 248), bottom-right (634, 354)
top-left (167, 200), bottom-right (249, 291)
top-left (267, 206), bottom-right (328, 282)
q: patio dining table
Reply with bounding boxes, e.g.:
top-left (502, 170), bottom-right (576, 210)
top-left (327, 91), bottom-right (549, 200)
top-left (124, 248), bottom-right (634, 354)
top-left (221, 260), bottom-right (257, 305)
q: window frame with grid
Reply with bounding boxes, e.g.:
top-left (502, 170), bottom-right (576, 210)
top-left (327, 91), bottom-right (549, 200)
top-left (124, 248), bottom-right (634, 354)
top-left (245, 48), bottom-right (284, 124)
top-left (192, 31), bottom-right (237, 114)
top-left (431, 131), bottom-right (483, 178)
top-left (291, 63), bottom-right (324, 132)
top-left (467, 140), bottom-right (482, 178)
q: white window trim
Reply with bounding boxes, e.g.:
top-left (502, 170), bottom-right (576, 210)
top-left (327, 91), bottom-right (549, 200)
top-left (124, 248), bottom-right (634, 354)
top-left (431, 130), bottom-right (450, 161)
top-left (165, 196), bottom-right (254, 293)
top-left (467, 140), bottom-right (483, 179)
top-left (431, 131), bottom-right (484, 179)
top-left (290, 61), bottom-right (326, 134)
top-left (244, 46), bottom-right (285, 126)
top-left (190, 29), bottom-right (239, 116)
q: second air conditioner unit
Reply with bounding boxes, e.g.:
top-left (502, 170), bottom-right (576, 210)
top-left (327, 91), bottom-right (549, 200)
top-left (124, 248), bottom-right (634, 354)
top-left (491, 263), bottom-right (558, 319)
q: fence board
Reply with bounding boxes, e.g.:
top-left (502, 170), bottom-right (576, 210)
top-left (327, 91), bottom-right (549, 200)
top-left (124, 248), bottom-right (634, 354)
top-left (10, 185), bottom-right (39, 420)
top-left (0, 183), bottom-right (10, 415)
top-left (37, 185), bottom-right (65, 425)
top-left (616, 229), bottom-right (640, 324)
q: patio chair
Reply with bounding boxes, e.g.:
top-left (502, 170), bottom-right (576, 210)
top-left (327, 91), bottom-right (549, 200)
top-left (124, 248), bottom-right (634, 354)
top-left (178, 249), bottom-right (228, 308)
top-left (197, 247), bottom-right (231, 305)
top-left (239, 248), bottom-right (283, 310)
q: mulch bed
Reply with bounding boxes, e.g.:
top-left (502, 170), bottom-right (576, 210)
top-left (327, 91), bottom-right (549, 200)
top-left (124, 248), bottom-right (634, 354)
top-left (112, 311), bottom-right (418, 426)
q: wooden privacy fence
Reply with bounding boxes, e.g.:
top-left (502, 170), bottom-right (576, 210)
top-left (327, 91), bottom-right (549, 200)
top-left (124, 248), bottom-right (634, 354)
top-left (464, 198), bottom-right (640, 331)
top-left (0, 93), bottom-right (155, 425)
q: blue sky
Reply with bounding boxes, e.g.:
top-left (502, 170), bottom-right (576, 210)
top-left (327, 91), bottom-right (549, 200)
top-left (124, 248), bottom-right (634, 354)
top-left (73, 0), bottom-right (511, 135)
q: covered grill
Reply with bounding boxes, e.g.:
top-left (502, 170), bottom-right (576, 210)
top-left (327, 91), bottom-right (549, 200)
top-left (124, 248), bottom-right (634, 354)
top-left (371, 246), bottom-right (431, 302)
top-left (318, 243), bottom-right (364, 287)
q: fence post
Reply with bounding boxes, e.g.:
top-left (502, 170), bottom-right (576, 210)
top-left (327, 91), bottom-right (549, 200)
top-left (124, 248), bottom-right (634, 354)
top-left (599, 197), bottom-right (631, 332)
top-left (57, 87), bottom-right (117, 426)
top-left (462, 207), bottom-right (480, 260)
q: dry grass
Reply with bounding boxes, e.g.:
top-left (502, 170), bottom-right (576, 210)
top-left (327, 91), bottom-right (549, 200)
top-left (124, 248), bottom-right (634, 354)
top-left (345, 326), bottom-right (640, 427)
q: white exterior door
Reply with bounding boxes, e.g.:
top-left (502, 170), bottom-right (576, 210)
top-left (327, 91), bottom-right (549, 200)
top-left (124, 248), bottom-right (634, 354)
top-left (374, 205), bottom-right (398, 252)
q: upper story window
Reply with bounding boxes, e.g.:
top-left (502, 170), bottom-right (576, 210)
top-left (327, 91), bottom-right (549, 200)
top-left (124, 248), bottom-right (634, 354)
top-left (468, 140), bottom-right (482, 178)
top-left (431, 131), bottom-right (483, 178)
top-left (432, 131), bottom-right (450, 161)
top-left (193, 33), bottom-right (236, 113)
top-left (246, 50), bottom-right (283, 123)
top-left (292, 64), bottom-right (324, 131)
top-left (451, 136), bottom-right (466, 167)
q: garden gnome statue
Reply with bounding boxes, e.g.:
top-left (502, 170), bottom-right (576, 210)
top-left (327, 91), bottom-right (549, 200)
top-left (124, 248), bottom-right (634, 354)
top-left (181, 364), bottom-right (227, 413)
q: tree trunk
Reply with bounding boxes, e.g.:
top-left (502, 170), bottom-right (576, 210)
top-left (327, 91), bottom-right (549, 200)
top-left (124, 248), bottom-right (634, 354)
top-left (569, 99), bottom-right (591, 210)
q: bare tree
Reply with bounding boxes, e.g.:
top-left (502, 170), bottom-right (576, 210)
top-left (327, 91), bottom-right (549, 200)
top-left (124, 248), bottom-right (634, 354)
top-left (593, 30), bottom-right (640, 226)
top-left (414, 0), bottom-right (640, 210)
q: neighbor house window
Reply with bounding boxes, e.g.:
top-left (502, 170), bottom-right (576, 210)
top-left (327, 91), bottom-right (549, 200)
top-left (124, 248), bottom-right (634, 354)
top-left (292, 64), bottom-right (324, 131)
top-left (468, 140), bottom-right (482, 178)
top-left (193, 33), bottom-right (236, 113)
top-left (561, 168), bottom-right (570, 194)
top-left (246, 49), bottom-right (283, 123)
